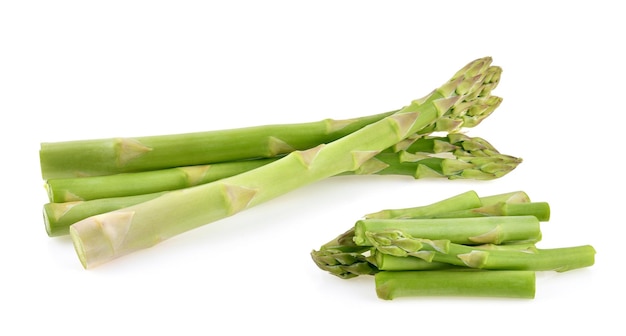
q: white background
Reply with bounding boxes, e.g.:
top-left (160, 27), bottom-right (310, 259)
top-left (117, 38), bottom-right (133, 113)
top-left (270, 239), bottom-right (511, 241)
top-left (1, 1), bottom-right (623, 335)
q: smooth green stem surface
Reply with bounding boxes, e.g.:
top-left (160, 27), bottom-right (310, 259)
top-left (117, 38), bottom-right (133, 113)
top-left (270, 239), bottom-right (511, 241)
top-left (374, 250), bottom-right (456, 271)
top-left (446, 244), bottom-right (596, 271)
top-left (375, 270), bottom-right (536, 300)
top-left (374, 242), bottom-right (538, 271)
top-left (376, 242), bottom-right (595, 272)
top-left (46, 159), bottom-right (276, 202)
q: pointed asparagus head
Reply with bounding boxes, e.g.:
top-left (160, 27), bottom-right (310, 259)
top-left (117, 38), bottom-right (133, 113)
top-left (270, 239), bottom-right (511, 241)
top-left (310, 248), bottom-right (378, 279)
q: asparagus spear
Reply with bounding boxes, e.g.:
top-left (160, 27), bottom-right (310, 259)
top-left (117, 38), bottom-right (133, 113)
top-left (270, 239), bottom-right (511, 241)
top-left (372, 242), bottom-right (539, 271)
top-left (44, 132), bottom-right (518, 203)
top-left (39, 111), bottom-right (396, 180)
top-left (369, 230), bottom-right (595, 272)
top-left (353, 216), bottom-right (543, 246)
top-left (365, 190), bottom-right (530, 219)
top-left (45, 159), bottom-right (276, 203)
top-left (436, 202), bottom-right (550, 221)
top-left (44, 193), bottom-right (166, 237)
top-left (69, 57), bottom-right (502, 268)
top-left (375, 270), bottom-right (536, 300)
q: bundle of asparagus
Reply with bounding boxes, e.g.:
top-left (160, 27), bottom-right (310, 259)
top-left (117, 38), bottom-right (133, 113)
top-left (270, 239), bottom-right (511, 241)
top-left (39, 57), bottom-right (520, 269)
top-left (43, 134), bottom-right (521, 237)
top-left (311, 190), bottom-right (596, 299)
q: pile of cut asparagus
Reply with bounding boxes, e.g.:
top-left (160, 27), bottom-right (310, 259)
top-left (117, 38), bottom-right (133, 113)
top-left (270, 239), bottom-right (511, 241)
top-left (39, 57), bottom-right (533, 272)
top-left (311, 190), bottom-right (595, 299)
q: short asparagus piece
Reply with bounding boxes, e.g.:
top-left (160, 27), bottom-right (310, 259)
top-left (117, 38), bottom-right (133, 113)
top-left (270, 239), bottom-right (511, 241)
top-left (373, 242), bottom-right (538, 271)
top-left (375, 270), bottom-right (536, 300)
top-left (432, 202), bottom-right (551, 221)
top-left (445, 243), bottom-right (596, 271)
top-left (373, 249), bottom-right (456, 271)
top-left (70, 57), bottom-right (502, 268)
top-left (369, 230), bottom-right (595, 272)
top-left (353, 216), bottom-right (543, 246)
top-left (365, 190), bottom-right (531, 219)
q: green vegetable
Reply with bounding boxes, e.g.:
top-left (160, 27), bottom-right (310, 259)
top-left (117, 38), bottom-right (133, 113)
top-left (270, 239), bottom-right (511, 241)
top-left (68, 57), bottom-right (502, 269)
top-left (45, 133), bottom-right (518, 203)
top-left (353, 216), bottom-right (543, 246)
top-left (311, 190), bottom-right (595, 300)
top-left (369, 229), bottom-right (595, 271)
top-left (365, 190), bottom-right (530, 219)
top-left (39, 111), bottom-right (395, 180)
top-left (311, 190), bottom-right (532, 279)
top-left (375, 270), bottom-right (536, 300)
top-left (43, 193), bottom-right (166, 237)
top-left (372, 242), bottom-right (538, 271)
top-left (44, 134), bottom-right (521, 237)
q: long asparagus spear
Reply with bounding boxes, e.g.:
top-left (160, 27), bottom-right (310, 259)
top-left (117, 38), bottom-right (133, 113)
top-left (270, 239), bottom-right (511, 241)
top-left (44, 135), bottom-right (521, 237)
top-left (69, 57), bottom-right (501, 268)
top-left (44, 133), bottom-right (518, 203)
top-left (39, 111), bottom-right (395, 180)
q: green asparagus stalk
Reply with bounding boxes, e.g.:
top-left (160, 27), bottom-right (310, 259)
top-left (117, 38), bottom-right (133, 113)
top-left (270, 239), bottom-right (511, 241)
top-left (69, 57), bottom-right (502, 268)
top-left (353, 216), bottom-right (543, 247)
top-left (45, 132), bottom-right (518, 203)
top-left (443, 243), bottom-right (596, 271)
top-left (373, 248), bottom-right (456, 271)
top-left (436, 202), bottom-right (551, 221)
top-left (44, 192), bottom-right (166, 237)
top-left (39, 111), bottom-right (396, 180)
top-left (45, 159), bottom-right (276, 203)
top-left (375, 270), bottom-right (536, 300)
top-left (365, 190), bottom-right (530, 219)
top-left (369, 229), bottom-right (595, 271)
top-left (372, 241), bottom-right (538, 271)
